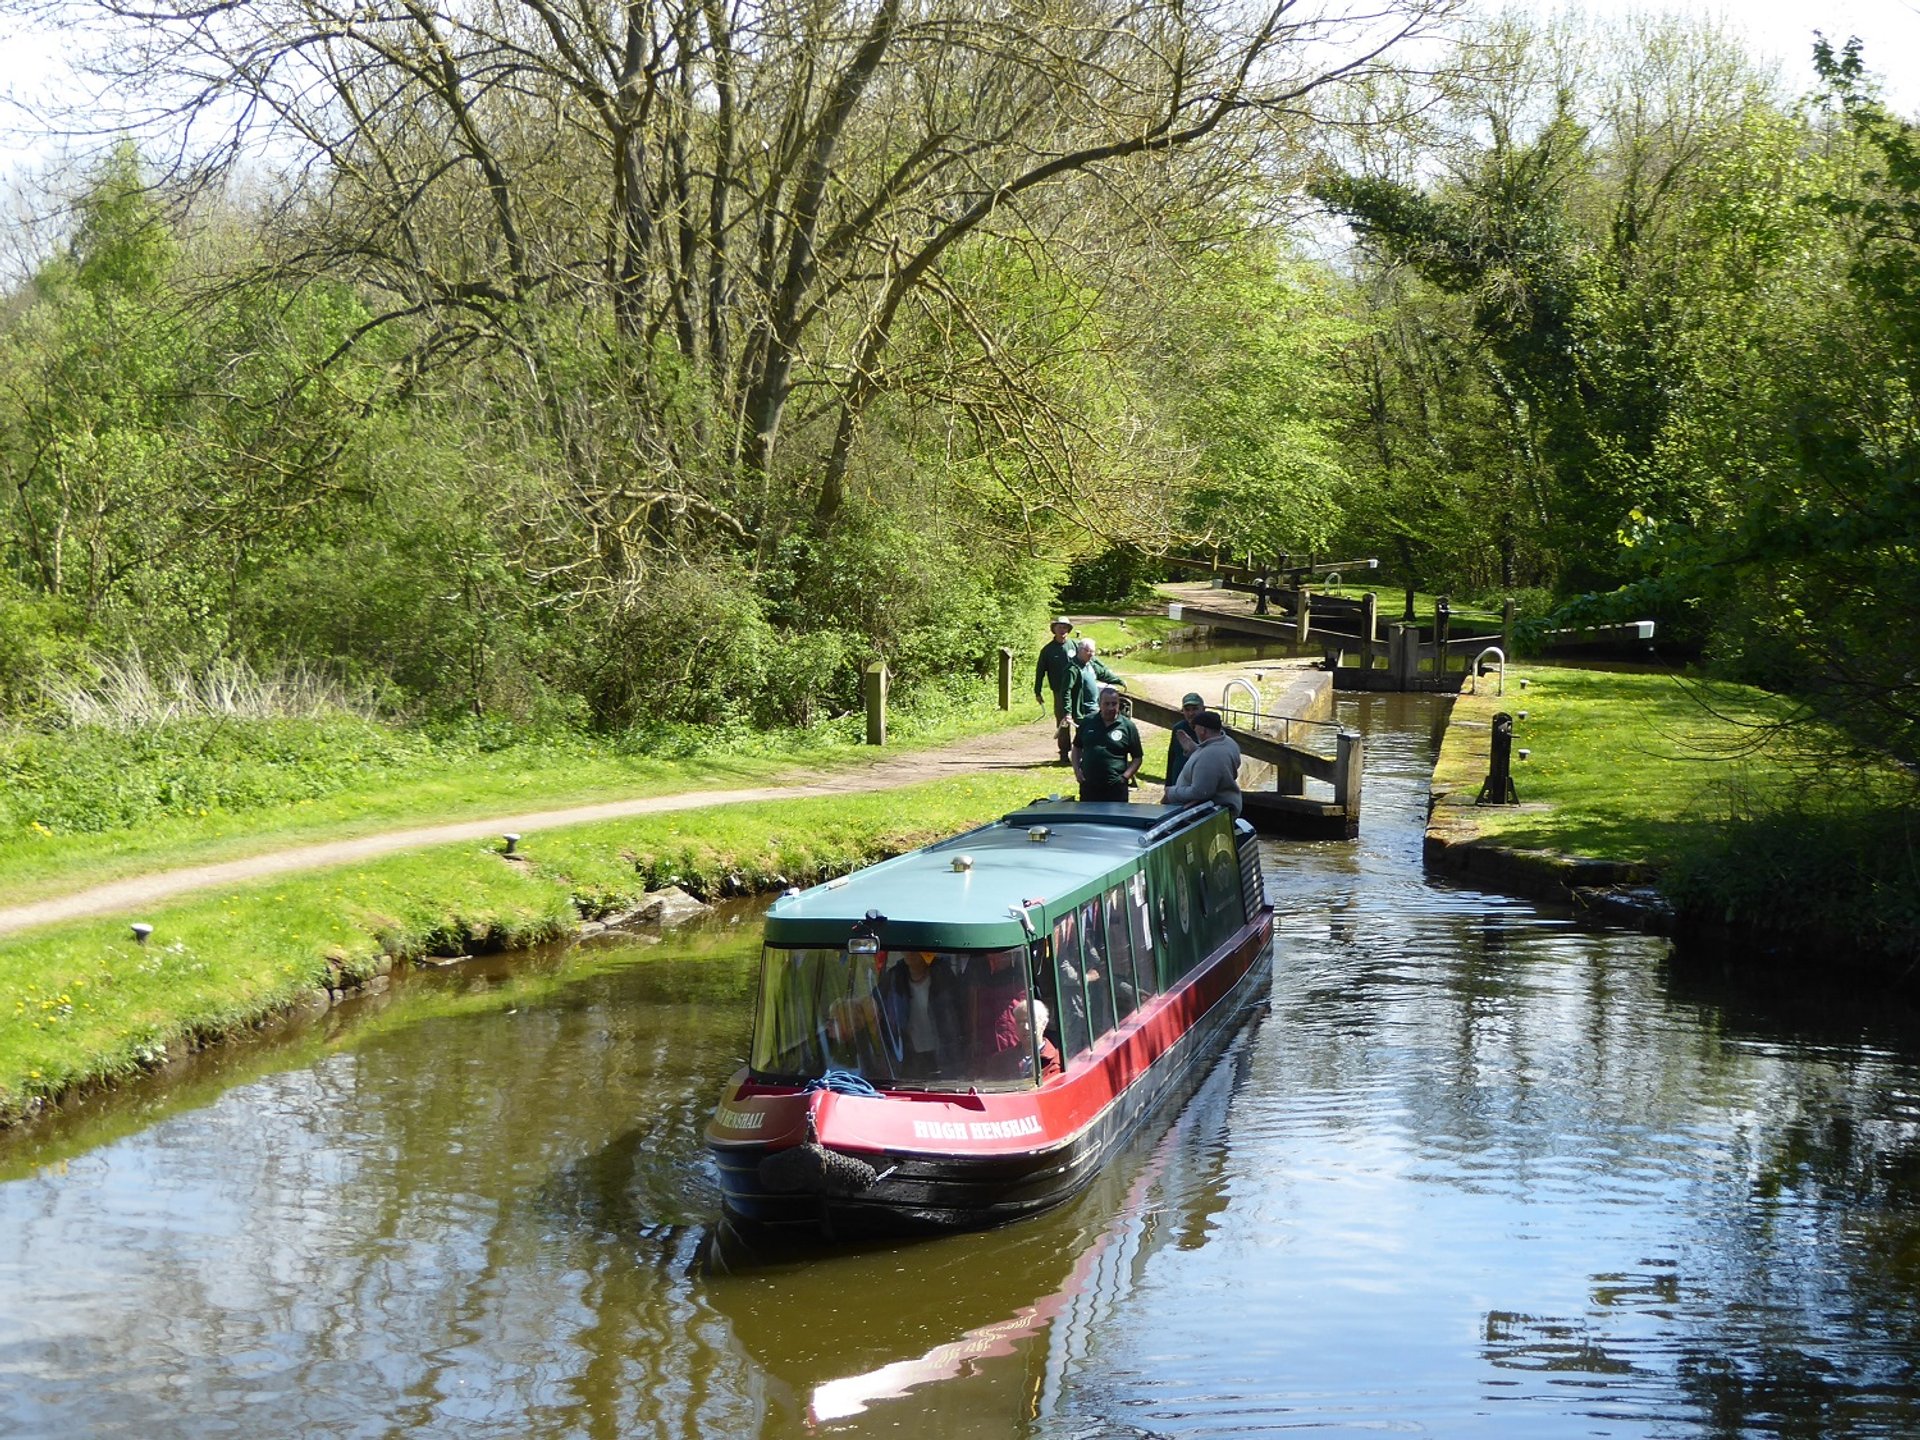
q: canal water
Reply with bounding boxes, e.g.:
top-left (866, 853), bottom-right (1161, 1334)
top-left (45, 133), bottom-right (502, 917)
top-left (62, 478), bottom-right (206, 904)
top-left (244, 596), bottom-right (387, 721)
top-left (5, 693), bottom-right (1920, 1438)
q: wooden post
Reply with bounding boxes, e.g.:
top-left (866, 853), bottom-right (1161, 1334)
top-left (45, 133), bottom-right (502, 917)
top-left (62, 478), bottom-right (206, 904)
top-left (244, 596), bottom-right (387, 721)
top-left (1361, 591), bottom-right (1379, 669)
top-left (997, 646), bottom-right (1013, 711)
top-left (1389, 623), bottom-right (1420, 688)
top-left (1294, 587), bottom-right (1311, 644)
top-left (1502, 595), bottom-right (1517, 653)
top-left (1434, 595), bottom-right (1452, 676)
top-left (1335, 728), bottom-right (1364, 834)
top-left (863, 659), bottom-right (889, 745)
top-left (1276, 751), bottom-right (1307, 797)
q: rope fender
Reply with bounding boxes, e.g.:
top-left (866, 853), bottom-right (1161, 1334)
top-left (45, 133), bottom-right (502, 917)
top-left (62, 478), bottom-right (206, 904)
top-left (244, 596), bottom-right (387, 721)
top-left (756, 1074), bottom-right (882, 1196)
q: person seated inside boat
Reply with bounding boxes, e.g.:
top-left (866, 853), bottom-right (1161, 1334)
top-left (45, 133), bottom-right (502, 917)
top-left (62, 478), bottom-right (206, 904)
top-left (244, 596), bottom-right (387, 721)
top-left (1030, 999), bottom-right (1065, 1080)
top-left (879, 950), bottom-right (967, 1079)
top-left (1078, 900), bottom-right (1116, 1040)
top-left (971, 951), bottom-right (1041, 1081)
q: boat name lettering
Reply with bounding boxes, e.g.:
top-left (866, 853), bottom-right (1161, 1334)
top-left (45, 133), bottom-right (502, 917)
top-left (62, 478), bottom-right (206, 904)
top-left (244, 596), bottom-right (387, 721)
top-left (717, 1107), bottom-right (765, 1130)
top-left (912, 1116), bottom-right (1043, 1141)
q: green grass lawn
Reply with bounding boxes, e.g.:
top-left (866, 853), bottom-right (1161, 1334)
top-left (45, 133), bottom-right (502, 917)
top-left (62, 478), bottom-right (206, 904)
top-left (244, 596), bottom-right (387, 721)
top-left (0, 680), bottom-right (1032, 907)
top-left (0, 769), bottom-right (1053, 1126)
top-left (1434, 665), bottom-right (1919, 964)
top-left (1437, 666), bottom-right (1812, 866)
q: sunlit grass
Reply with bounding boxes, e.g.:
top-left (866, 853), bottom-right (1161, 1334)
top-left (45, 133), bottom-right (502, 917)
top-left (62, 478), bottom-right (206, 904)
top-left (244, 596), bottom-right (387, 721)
top-left (1437, 666), bottom-right (1811, 864)
top-left (0, 770), bottom-right (1050, 1125)
top-left (1436, 664), bottom-right (1920, 961)
top-left (0, 678), bottom-right (1032, 906)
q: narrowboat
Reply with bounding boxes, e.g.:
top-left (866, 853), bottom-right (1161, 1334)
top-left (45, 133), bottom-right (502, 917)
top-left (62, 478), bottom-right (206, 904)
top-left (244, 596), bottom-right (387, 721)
top-left (704, 798), bottom-right (1273, 1236)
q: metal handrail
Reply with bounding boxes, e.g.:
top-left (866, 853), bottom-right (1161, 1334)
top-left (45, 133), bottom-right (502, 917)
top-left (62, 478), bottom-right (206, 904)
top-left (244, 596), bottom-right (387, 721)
top-left (1220, 678), bottom-right (1261, 726)
top-left (1467, 646), bottom-right (1506, 696)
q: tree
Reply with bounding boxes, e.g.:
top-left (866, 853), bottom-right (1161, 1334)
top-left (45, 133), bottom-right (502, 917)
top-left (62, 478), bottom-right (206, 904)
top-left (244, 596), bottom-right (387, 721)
top-left (44, 0), bottom-right (1457, 583)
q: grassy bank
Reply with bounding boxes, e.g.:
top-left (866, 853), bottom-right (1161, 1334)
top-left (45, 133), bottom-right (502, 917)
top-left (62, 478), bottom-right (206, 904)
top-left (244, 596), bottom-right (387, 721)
top-left (0, 769), bottom-right (1051, 1127)
top-left (1431, 666), bottom-right (1920, 965)
top-left (0, 677), bottom-right (1031, 907)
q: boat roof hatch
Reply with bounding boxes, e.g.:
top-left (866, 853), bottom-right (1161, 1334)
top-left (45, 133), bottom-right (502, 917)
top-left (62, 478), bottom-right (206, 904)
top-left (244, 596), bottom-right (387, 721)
top-left (762, 800), bottom-right (1226, 951)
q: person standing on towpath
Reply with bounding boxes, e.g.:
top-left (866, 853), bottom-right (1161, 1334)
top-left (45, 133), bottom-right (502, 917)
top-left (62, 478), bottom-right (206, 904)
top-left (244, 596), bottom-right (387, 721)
top-left (1065, 639), bottom-right (1126, 724)
top-left (1071, 686), bottom-right (1143, 803)
top-left (1166, 691), bottom-right (1204, 785)
top-left (1033, 617), bottom-right (1078, 764)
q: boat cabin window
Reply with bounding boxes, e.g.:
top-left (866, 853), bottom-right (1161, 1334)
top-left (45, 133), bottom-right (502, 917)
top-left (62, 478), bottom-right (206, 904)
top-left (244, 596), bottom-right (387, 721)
top-left (750, 946), bottom-right (1042, 1090)
top-left (1102, 885), bottom-right (1138, 1022)
top-left (1078, 899), bottom-right (1118, 1042)
top-left (1046, 911), bottom-right (1093, 1063)
top-left (1126, 872), bottom-right (1159, 999)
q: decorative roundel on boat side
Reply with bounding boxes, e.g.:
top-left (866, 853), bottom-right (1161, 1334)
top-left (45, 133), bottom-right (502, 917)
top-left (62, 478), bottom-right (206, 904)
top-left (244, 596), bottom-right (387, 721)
top-left (1176, 865), bottom-right (1193, 936)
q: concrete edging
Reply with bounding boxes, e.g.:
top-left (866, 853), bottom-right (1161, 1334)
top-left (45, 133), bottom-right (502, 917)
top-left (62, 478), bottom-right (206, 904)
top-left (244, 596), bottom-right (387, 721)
top-left (1425, 687), bottom-right (1675, 934)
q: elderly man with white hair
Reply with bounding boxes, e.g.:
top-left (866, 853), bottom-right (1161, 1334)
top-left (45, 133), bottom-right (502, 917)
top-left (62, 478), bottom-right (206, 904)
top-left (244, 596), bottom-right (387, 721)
top-left (1063, 637), bottom-right (1125, 723)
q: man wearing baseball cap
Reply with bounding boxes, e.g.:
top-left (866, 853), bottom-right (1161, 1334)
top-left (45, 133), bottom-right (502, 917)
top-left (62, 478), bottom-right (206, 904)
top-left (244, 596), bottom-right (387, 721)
top-left (1162, 709), bottom-right (1243, 816)
top-left (1033, 617), bottom-right (1077, 764)
top-left (1166, 692), bottom-right (1205, 785)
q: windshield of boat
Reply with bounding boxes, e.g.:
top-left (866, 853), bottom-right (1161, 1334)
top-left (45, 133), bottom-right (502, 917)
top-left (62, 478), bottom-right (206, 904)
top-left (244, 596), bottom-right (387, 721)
top-left (751, 946), bottom-right (1040, 1090)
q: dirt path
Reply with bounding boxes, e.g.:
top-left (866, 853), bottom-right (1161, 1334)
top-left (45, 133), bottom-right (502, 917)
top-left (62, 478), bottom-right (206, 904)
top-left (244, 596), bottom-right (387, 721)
top-left (0, 719), bottom-right (1072, 940)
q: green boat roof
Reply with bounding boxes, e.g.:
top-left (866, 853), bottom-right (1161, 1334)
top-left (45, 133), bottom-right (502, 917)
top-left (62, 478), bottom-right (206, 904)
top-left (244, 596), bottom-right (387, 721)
top-left (762, 800), bottom-right (1224, 950)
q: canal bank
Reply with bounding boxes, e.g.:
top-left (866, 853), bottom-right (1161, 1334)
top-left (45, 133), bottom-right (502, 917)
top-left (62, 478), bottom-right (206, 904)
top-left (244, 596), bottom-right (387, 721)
top-left (1424, 664), bottom-right (1920, 974)
top-left (1425, 676), bottom-right (1672, 933)
top-left (0, 639), bottom-right (1350, 1130)
top-left (11, 685), bottom-right (1920, 1438)
top-left (0, 757), bottom-right (1062, 1129)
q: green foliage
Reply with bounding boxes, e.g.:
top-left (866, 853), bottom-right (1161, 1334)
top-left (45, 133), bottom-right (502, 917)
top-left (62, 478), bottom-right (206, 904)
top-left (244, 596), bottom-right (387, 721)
top-left (584, 559), bottom-right (782, 729)
top-left (0, 715), bottom-right (436, 835)
top-left (1164, 253), bottom-right (1354, 557)
top-left (0, 579), bottom-right (88, 715)
top-left (766, 507), bottom-right (1052, 709)
top-left (1060, 547), bottom-right (1160, 609)
top-left (1664, 797), bottom-right (1920, 964)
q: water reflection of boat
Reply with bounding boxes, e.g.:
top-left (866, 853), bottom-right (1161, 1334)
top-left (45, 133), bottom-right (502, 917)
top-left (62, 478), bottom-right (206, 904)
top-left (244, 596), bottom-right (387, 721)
top-left (704, 800), bottom-right (1272, 1237)
top-left (700, 1013), bottom-right (1264, 1433)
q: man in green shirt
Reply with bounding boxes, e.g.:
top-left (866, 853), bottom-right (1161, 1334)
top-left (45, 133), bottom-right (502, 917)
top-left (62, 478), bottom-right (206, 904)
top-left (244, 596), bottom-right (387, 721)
top-left (1065, 639), bottom-right (1125, 722)
top-left (1071, 686), bottom-right (1143, 802)
top-left (1032, 617), bottom-right (1077, 763)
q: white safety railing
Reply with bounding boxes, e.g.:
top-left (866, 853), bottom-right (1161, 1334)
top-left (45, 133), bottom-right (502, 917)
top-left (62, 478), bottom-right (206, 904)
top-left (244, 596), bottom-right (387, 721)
top-left (1466, 646), bottom-right (1506, 696)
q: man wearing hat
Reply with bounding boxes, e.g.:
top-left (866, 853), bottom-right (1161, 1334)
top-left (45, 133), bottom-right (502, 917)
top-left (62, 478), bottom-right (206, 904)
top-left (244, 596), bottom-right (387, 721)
top-left (1162, 709), bottom-right (1243, 816)
top-left (1166, 692), bottom-right (1205, 786)
top-left (1033, 617), bottom-right (1078, 763)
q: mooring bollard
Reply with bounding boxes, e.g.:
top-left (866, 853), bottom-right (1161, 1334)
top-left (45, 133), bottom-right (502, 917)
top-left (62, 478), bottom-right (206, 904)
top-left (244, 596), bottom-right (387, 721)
top-left (997, 646), bottom-right (1013, 711)
top-left (1477, 711), bottom-right (1519, 805)
top-left (863, 659), bottom-right (889, 746)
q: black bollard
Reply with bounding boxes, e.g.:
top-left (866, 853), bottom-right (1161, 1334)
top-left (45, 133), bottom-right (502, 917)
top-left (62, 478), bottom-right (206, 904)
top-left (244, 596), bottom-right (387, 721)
top-left (1477, 711), bottom-right (1519, 805)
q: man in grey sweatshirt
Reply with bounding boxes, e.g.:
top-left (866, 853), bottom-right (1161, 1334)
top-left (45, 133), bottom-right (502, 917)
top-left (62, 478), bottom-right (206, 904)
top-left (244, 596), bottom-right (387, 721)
top-left (1161, 711), bottom-right (1243, 816)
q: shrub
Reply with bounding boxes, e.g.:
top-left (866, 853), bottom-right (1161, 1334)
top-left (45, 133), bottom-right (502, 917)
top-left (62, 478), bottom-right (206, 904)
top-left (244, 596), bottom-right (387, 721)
top-left (581, 559), bottom-right (776, 728)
